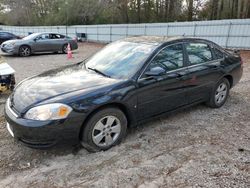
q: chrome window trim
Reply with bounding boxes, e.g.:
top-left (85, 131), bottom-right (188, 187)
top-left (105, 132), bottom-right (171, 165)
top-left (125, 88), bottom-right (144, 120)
top-left (138, 58), bottom-right (223, 81)
top-left (187, 58), bottom-right (223, 69)
top-left (138, 42), bottom-right (185, 80)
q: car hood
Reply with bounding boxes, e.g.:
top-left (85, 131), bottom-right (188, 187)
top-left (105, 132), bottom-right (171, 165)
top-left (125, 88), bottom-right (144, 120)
top-left (2, 39), bottom-right (22, 45)
top-left (11, 64), bottom-right (120, 113)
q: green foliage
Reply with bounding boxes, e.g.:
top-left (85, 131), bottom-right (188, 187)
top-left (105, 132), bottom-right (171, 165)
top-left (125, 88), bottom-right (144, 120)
top-left (0, 0), bottom-right (249, 26)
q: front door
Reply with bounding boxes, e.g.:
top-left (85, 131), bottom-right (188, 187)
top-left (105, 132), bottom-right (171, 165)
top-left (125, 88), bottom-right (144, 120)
top-left (136, 43), bottom-right (190, 120)
top-left (33, 33), bottom-right (53, 52)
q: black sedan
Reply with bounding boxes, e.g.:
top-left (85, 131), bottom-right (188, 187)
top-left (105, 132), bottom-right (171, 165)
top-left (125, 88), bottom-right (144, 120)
top-left (5, 36), bottom-right (243, 152)
top-left (0, 32), bottom-right (20, 44)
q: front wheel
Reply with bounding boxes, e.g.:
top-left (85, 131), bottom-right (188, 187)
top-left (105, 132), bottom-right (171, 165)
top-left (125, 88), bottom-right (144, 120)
top-left (19, 45), bottom-right (31, 57)
top-left (206, 78), bottom-right (230, 108)
top-left (80, 107), bottom-right (127, 152)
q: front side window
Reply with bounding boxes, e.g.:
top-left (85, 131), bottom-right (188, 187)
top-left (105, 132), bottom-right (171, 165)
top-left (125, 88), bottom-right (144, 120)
top-left (37, 34), bottom-right (50, 40)
top-left (148, 44), bottom-right (184, 72)
top-left (186, 43), bottom-right (212, 65)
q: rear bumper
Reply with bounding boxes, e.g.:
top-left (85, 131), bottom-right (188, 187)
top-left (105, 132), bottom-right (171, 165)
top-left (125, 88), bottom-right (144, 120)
top-left (71, 42), bottom-right (78, 50)
top-left (4, 100), bottom-right (86, 148)
top-left (231, 65), bottom-right (243, 88)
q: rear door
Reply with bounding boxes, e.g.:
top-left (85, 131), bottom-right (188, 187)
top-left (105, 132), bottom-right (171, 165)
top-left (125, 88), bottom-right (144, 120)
top-left (184, 42), bottom-right (223, 104)
top-left (136, 43), bottom-right (190, 120)
top-left (49, 34), bottom-right (66, 51)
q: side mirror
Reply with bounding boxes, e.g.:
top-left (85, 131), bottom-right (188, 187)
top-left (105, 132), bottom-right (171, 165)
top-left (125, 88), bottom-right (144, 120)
top-left (33, 38), bottom-right (37, 42)
top-left (145, 66), bottom-right (165, 77)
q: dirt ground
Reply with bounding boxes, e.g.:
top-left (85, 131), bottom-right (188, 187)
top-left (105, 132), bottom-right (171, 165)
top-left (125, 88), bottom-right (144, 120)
top-left (0, 43), bottom-right (249, 188)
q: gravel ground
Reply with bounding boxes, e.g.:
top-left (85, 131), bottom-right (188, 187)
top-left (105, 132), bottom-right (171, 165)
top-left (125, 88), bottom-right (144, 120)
top-left (0, 43), bottom-right (249, 188)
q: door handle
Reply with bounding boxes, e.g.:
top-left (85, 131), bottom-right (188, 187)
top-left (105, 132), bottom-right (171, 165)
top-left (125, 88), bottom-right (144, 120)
top-left (210, 65), bottom-right (217, 68)
top-left (207, 64), bottom-right (219, 69)
top-left (167, 72), bottom-right (186, 80)
top-left (176, 72), bottom-right (186, 77)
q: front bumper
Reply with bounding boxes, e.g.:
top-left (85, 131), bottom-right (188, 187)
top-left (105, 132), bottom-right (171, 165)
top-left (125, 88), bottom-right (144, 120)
top-left (1, 45), bottom-right (19, 55)
top-left (4, 100), bottom-right (86, 148)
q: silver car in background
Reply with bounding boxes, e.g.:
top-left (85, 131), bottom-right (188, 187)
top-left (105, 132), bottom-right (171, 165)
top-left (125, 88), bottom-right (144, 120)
top-left (1, 32), bottom-right (78, 57)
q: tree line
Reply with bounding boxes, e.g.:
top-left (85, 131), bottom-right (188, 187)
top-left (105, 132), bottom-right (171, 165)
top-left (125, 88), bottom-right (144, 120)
top-left (0, 0), bottom-right (249, 26)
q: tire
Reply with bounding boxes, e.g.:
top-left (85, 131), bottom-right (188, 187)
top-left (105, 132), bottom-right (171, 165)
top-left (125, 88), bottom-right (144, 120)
top-left (80, 107), bottom-right (127, 152)
top-left (62, 44), bottom-right (68, 54)
top-left (206, 78), bottom-right (230, 108)
top-left (19, 45), bottom-right (31, 57)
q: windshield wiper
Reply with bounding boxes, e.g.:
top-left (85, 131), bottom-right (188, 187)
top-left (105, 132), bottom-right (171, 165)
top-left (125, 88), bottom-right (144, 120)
top-left (87, 67), bottom-right (110, 78)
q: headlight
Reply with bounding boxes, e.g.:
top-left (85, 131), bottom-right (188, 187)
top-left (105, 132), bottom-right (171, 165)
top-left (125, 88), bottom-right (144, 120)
top-left (24, 103), bottom-right (72, 121)
top-left (6, 43), bottom-right (15, 48)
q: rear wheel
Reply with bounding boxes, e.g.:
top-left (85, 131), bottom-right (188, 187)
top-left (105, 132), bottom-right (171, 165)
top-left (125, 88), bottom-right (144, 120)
top-left (206, 78), bottom-right (230, 108)
top-left (80, 107), bottom-right (127, 152)
top-left (19, 45), bottom-right (31, 57)
top-left (62, 44), bottom-right (68, 54)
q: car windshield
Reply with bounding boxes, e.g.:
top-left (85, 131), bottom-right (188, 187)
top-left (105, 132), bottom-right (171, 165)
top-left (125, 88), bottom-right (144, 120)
top-left (84, 41), bottom-right (156, 79)
top-left (22, 33), bottom-right (40, 40)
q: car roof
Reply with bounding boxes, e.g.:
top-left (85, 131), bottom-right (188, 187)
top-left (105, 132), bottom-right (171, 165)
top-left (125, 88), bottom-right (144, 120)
top-left (31, 32), bottom-right (63, 35)
top-left (122, 36), bottom-right (213, 46)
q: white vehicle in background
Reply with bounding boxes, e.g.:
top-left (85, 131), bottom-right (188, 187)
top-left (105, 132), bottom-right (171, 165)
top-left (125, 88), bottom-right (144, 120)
top-left (0, 63), bottom-right (15, 93)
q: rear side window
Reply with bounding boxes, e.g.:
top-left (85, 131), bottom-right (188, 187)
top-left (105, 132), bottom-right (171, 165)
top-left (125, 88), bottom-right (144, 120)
top-left (49, 34), bottom-right (65, 39)
top-left (186, 43), bottom-right (213, 65)
top-left (149, 44), bottom-right (184, 72)
top-left (213, 47), bottom-right (224, 59)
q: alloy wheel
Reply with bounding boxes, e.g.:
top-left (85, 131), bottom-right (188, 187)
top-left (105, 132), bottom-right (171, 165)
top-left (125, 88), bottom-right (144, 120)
top-left (215, 82), bottom-right (227, 105)
top-left (20, 46), bottom-right (31, 57)
top-left (63, 45), bottom-right (68, 53)
top-left (92, 115), bottom-right (121, 147)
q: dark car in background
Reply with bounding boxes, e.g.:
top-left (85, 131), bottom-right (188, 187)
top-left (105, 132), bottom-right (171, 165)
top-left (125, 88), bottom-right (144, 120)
top-left (1, 32), bottom-right (78, 56)
top-left (0, 32), bottom-right (20, 44)
top-left (4, 36), bottom-right (243, 152)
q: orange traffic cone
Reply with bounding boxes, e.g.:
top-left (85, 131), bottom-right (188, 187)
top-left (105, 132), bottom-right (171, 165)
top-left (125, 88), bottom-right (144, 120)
top-left (67, 43), bottom-right (73, 59)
